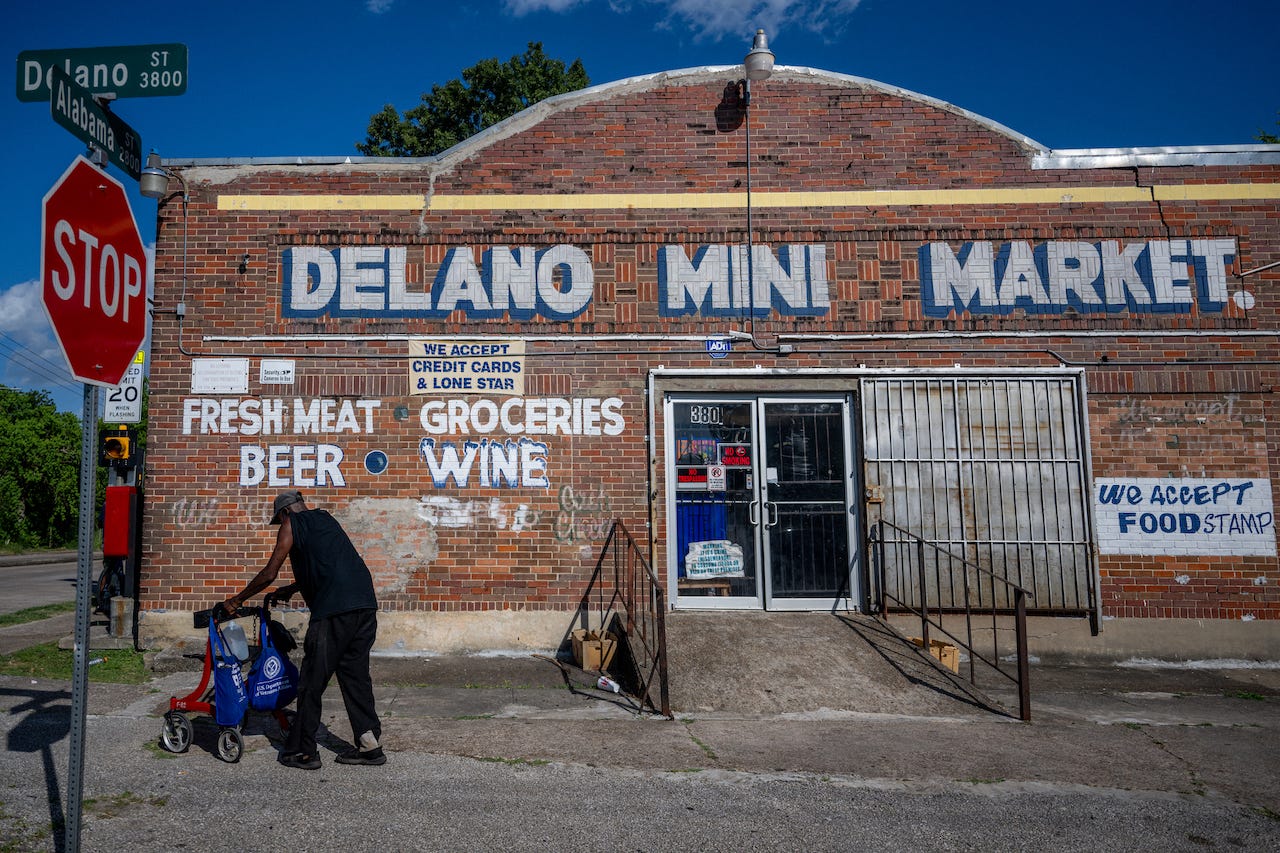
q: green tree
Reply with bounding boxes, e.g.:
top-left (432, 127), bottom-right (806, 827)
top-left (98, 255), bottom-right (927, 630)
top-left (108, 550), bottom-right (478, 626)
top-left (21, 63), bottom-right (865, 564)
top-left (0, 387), bottom-right (82, 548)
top-left (357, 42), bottom-right (589, 157)
top-left (1258, 120), bottom-right (1279, 143)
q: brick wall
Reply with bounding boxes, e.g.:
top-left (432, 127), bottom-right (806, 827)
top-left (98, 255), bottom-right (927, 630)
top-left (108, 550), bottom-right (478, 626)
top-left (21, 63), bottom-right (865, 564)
top-left (142, 69), bottom-right (1280, 631)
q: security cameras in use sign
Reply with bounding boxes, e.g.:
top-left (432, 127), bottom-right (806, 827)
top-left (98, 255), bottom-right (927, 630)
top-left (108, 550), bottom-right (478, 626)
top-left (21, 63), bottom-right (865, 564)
top-left (16, 44), bottom-right (188, 101)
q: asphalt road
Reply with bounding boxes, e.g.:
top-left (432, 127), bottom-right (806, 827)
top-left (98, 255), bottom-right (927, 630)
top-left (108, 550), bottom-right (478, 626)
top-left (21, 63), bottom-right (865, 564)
top-left (3, 706), bottom-right (1276, 853)
top-left (0, 554), bottom-right (87, 615)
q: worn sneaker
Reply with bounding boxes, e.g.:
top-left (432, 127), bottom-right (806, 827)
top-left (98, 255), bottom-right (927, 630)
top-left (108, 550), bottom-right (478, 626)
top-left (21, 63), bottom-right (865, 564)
top-left (279, 751), bottom-right (321, 770)
top-left (335, 746), bottom-right (386, 766)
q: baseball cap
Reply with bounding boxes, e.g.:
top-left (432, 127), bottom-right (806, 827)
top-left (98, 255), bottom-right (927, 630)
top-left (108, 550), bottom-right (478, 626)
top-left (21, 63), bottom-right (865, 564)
top-left (270, 490), bottom-right (303, 525)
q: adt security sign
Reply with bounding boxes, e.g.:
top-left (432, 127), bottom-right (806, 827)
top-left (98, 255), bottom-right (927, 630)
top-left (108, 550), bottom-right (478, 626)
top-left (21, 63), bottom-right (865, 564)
top-left (41, 156), bottom-right (147, 387)
top-left (706, 337), bottom-right (732, 359)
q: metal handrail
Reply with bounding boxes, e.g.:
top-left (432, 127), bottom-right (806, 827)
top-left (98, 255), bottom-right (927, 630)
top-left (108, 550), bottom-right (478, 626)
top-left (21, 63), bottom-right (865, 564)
top-left (871, 518), bottom-right (1034, 721)
top-left (574, 520), bottom-right (671, 717)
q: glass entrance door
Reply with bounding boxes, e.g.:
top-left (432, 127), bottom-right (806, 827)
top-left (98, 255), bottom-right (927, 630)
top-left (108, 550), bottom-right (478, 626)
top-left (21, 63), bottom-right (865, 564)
top-left (759, 400), bottom-right (856, 609)
top-left (668, 396), bottom-right (858, 610)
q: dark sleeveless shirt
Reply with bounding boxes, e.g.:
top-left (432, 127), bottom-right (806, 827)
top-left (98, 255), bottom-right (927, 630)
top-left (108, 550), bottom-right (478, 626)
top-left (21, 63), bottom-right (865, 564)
top-left (287, 508), bottom-right (377, 620)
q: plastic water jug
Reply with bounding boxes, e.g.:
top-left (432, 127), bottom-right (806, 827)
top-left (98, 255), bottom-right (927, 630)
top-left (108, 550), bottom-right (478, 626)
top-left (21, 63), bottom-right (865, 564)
top-left (222, 620), bottom-right (250, 662)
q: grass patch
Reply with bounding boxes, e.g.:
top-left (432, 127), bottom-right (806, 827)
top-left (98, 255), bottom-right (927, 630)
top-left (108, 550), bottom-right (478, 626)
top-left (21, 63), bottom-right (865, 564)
top-left (82, 791), bottom-right (168, 818)
top-left (0, 602), bottom-right (76, 628)
top-left (0, 642), bottom-right (149, 684)
top-left (1228, 690), bottom-right (1266, 701)
top-left (685, 731), bottom-right (718, 762)
top-left (0, 801), bottom-right (52, 853)
top-left (142, 741), bottom-right (180, 759)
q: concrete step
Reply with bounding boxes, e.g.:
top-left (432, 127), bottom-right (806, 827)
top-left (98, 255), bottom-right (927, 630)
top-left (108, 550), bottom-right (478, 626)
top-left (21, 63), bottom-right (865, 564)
top-left (664, 610), bottom-right (1006, 718)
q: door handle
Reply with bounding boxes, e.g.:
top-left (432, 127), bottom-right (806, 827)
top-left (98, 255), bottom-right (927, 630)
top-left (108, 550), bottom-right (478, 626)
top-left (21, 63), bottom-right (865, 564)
top-left (766, 502), bottom-right (779, 528)
top-left (749, 500), bottom-right (760, 526)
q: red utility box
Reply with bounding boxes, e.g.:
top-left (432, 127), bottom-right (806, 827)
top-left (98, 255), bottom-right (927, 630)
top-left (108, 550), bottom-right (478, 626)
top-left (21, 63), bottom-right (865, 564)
top-left (103, 485), bottom-right (137, 558)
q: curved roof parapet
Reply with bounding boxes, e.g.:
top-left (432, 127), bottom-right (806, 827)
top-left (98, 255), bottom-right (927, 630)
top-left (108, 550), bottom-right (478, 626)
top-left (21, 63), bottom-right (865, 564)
top-left (1035, 145), bottom-right (1280, 169)
top-left (430, 65), bottom-right (1050, 163)
top-left (159, 66), bottom-right (1279, 171)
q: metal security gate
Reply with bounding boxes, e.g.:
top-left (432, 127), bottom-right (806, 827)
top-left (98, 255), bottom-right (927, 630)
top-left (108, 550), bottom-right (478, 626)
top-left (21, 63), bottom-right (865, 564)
top-left (861, 376), bottom-right (1095, 614)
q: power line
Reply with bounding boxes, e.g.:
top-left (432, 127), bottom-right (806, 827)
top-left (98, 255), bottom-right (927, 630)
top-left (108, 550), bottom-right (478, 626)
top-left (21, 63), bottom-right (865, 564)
top-left (0, 339), bottom-right (78, 392)
top-left (0, 330), bottom-right (71, 378)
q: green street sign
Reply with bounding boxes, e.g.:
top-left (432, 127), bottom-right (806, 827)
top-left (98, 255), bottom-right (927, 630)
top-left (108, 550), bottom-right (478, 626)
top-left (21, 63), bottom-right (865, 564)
top-left (49, 67), bottom-right (143, 180)
top-left (17, 43), bottom-right (187, 102)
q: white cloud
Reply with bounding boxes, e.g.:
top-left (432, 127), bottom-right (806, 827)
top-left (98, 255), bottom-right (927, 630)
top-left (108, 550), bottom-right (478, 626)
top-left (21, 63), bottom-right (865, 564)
top-left (0, 242), bottom-right (155, 409)
top-left (505, 0), bottom-right (592, 14)
top-left (504, 0), bottom-right (862, 40)
top-left (0, 279), bottom-right (59, 355)
top-left (366, 0), bottom-right (395, 13)
top-left (0, 278), bottom-right (72, 397)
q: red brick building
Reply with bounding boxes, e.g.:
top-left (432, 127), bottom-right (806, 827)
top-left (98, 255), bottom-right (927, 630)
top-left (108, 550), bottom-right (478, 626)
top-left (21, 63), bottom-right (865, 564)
top-left (140, 66), bottom-right (1280, 658)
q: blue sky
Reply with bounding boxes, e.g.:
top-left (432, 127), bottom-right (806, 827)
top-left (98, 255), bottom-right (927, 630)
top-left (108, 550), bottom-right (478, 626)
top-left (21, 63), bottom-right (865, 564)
top-left (4, 0), bottom-right (1276, 413)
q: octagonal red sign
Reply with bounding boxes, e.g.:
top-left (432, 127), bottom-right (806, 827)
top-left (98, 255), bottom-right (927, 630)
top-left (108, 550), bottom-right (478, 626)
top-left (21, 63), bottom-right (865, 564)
top-left (41, 155), bottom-right (147, 387)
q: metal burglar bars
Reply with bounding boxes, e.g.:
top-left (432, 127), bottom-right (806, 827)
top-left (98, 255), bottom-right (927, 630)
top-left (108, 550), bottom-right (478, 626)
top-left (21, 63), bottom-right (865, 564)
top-left (860, 375), bottom-right (1096, 621)
top-left (872, 518), bottom-right (1033, 721)
top-left (574, 521), bottom-right (671, 717)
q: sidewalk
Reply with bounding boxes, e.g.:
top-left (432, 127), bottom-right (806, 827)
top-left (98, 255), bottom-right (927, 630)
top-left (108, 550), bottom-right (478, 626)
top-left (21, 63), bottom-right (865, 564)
top-left (58, 648), bottom-right (1280, 811)
top-left (2, 645), bottom-right (1278, 851)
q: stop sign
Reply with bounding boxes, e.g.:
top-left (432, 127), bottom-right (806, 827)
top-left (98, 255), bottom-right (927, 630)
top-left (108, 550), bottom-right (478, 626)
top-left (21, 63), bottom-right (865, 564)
top-left (41, 155), bottom-right (147, 387)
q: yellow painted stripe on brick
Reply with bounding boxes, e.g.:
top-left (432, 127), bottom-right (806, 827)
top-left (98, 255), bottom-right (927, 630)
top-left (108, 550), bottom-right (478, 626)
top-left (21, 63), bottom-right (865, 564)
top-left (1151, 183), bottom-right (1280, 201)
top-left (217, 183), bottom-right (1280, 212)
top-left (218, 195), bottom-right (426, 211)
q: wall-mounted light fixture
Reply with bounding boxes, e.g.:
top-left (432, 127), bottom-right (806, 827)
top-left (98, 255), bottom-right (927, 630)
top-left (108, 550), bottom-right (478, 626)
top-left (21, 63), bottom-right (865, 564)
top-left (140, 151), bottom-right (187, 200)
top-left (139, 152), bottom-right (192, 343)
top-left (739, 29), bottom-right (790, 354)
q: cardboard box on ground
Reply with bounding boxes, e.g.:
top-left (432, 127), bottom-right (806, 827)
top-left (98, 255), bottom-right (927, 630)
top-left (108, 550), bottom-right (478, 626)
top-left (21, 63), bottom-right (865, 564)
top-left (571, 629), bottom-right (618, 671)
top-left (910, 636), bottom-right (959, 673)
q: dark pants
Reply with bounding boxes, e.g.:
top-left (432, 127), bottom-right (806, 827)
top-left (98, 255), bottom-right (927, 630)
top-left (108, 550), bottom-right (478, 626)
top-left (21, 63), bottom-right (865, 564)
top-left (286, 608), bottom-right (380, 756)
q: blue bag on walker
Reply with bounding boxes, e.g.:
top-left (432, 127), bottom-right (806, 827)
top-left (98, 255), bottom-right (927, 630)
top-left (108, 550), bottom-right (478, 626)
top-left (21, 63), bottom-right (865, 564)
top-left (209, 619), bottom-right (249, 726)
top-left (246, 610), bottom-right (298, 711)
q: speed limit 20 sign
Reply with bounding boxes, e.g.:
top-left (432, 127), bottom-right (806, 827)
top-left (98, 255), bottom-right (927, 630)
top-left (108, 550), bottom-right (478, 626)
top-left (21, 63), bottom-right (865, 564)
top-left (104, 351), bottom-right (145, 423)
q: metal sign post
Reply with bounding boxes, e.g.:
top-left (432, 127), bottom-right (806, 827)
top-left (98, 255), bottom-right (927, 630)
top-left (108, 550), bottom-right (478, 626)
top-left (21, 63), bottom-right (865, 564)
top-left (65, 384), bottom-right (99, 853)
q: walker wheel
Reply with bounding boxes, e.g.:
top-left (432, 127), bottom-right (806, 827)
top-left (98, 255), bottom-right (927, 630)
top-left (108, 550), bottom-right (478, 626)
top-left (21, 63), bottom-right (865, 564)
top-left (160, 712), bottom-right (192, 753)
top-left (217, 727), bottom-right (244, 763)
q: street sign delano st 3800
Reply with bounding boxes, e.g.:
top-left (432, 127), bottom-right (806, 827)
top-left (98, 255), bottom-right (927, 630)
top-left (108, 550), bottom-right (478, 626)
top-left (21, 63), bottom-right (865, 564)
top-left (17, 43), bottom-right (187, 101)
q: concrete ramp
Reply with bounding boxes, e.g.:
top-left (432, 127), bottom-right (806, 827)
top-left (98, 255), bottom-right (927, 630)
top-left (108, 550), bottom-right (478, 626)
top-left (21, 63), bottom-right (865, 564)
top-left (664, 611), bottom-right (1004, 719)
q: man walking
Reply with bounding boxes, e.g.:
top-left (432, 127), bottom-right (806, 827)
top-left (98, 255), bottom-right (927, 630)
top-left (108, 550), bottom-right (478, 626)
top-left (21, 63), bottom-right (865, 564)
top-left (223, 490), bottom-right (385, 769)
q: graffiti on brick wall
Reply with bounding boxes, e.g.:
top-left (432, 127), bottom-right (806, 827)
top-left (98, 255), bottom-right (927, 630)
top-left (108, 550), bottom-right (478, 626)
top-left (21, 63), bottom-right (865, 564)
top-left (1114, 395), bottom-right (1242, 428)
top-left (279, 243), bottom-right (832, 321)
top-left (411, 484), bottom-right (613, 544)
top-left (1095, 477), bottom-right (1276, 556)
top-left (162, 496), bottom-right (221, 526)
top-left (921, 238), bottom-right (1239, 316)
